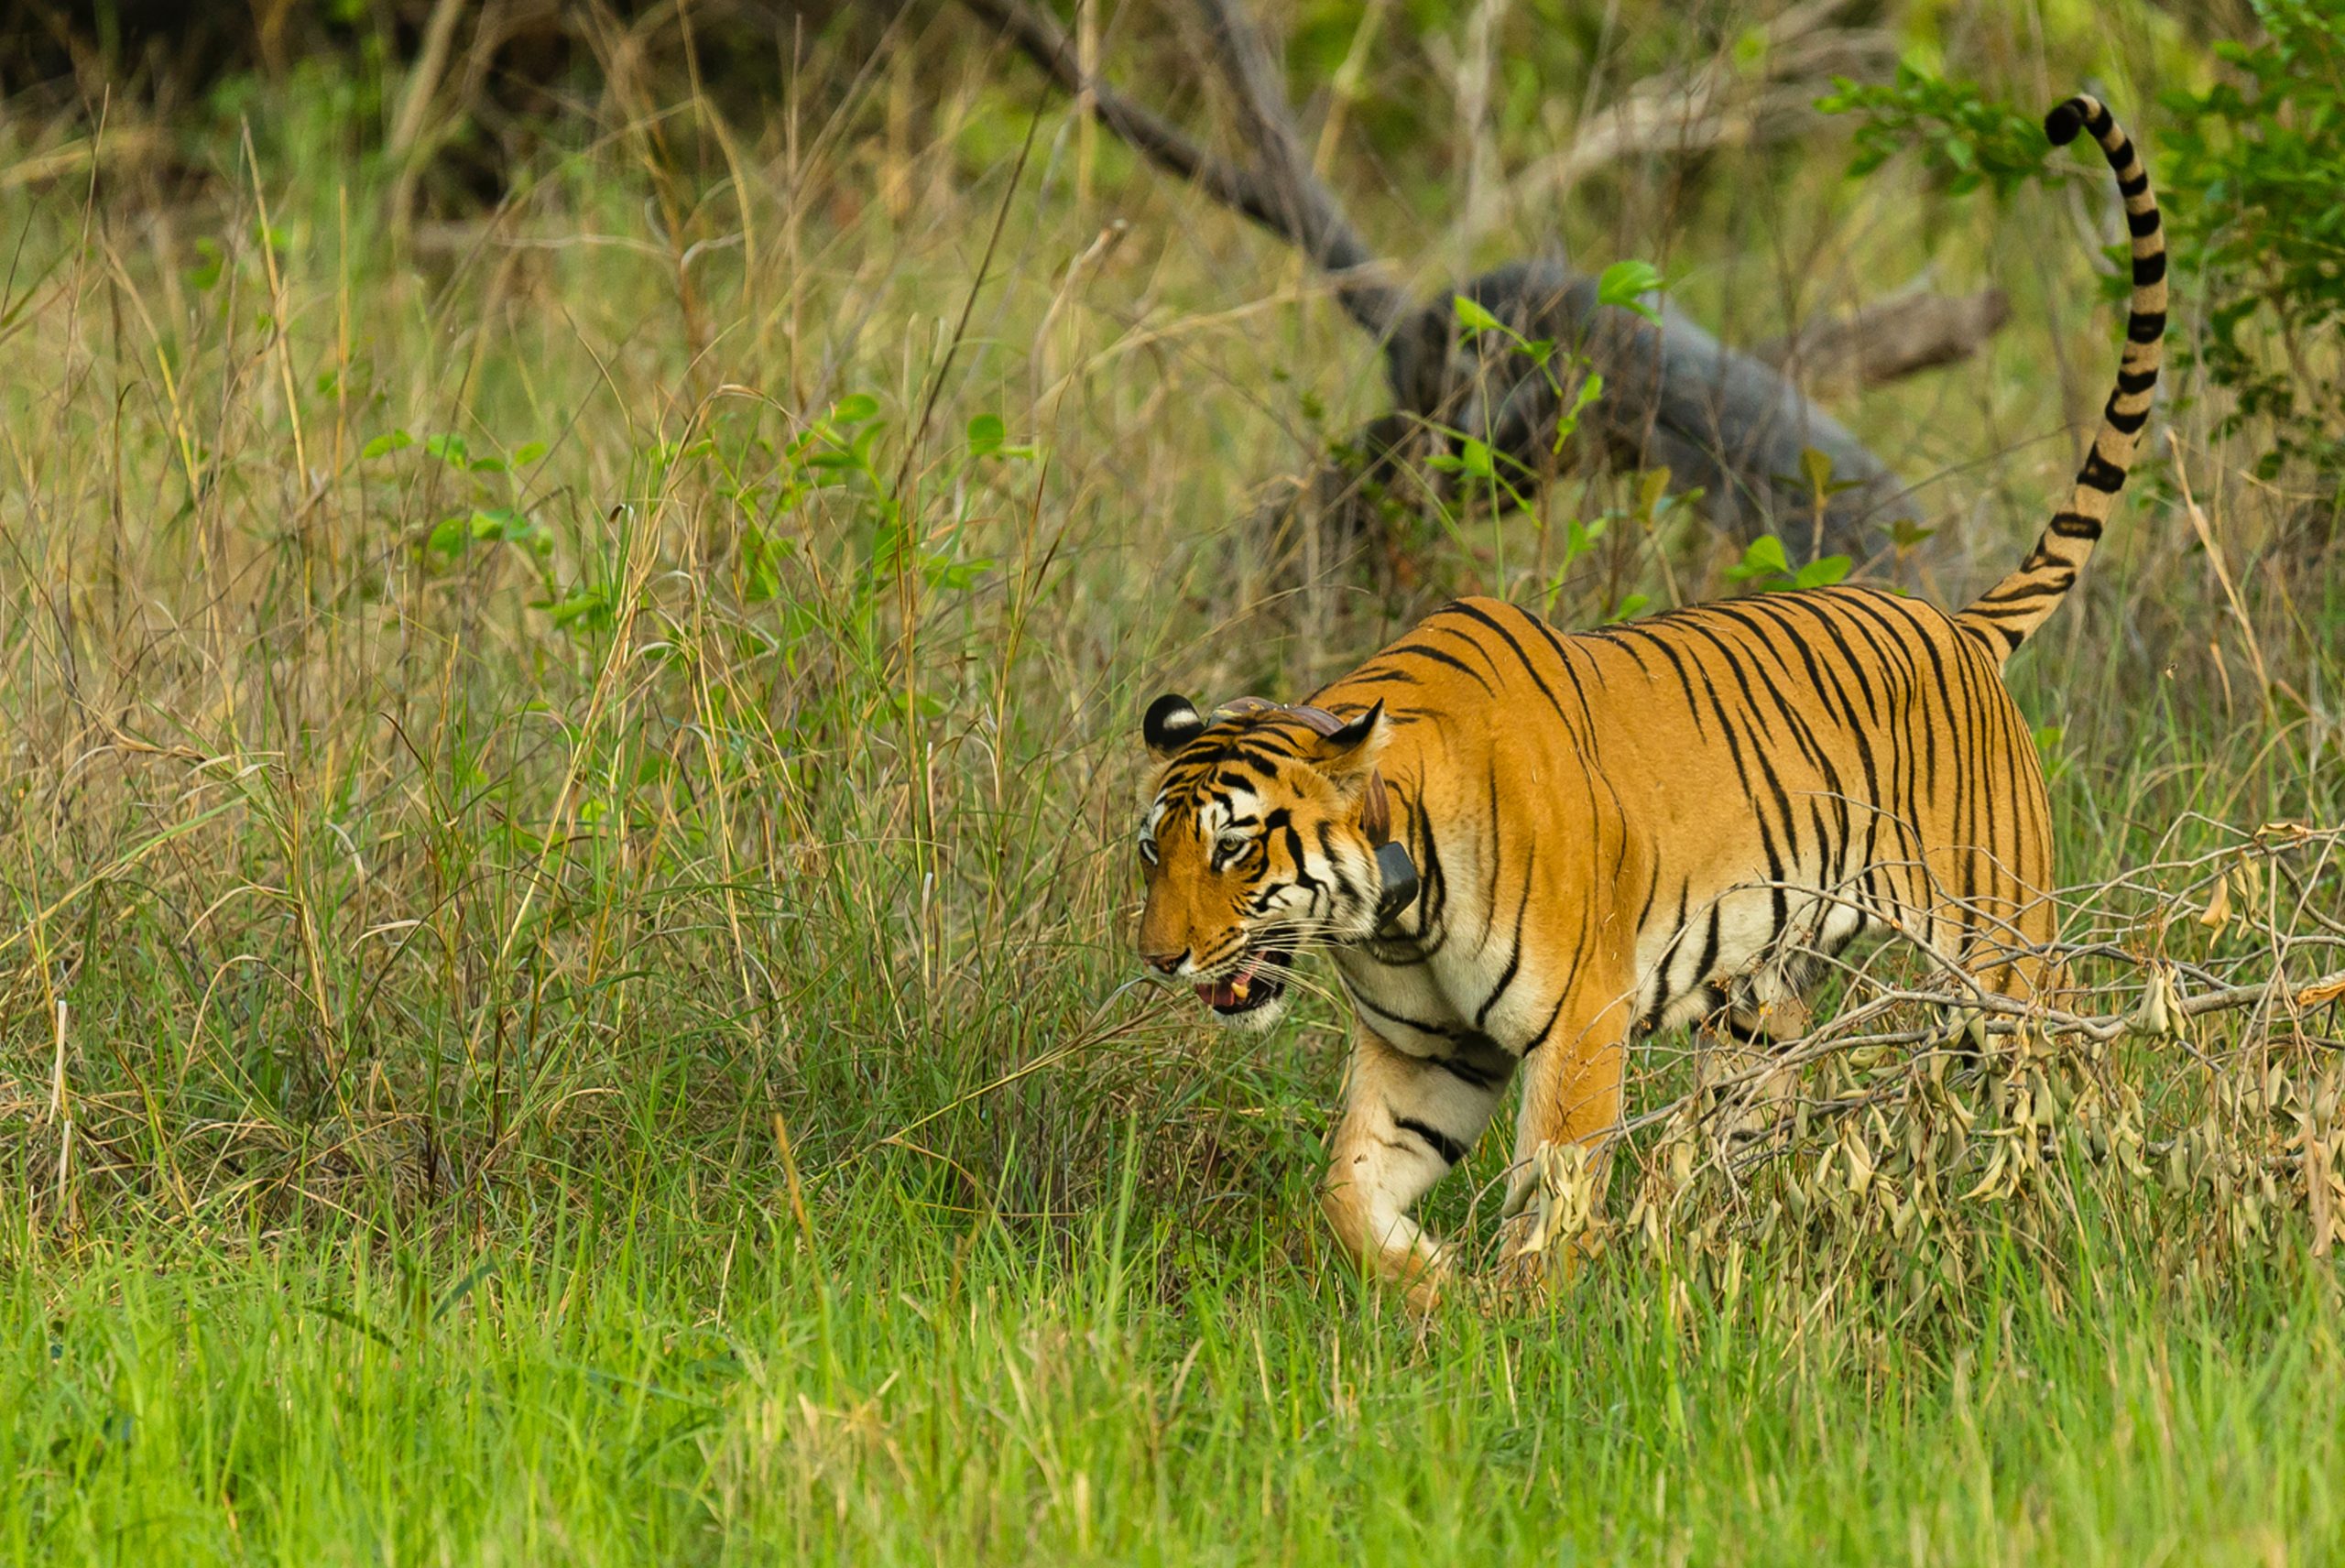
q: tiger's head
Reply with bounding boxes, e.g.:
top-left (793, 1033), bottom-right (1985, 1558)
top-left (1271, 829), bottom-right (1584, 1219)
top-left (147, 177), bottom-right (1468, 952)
top-left (1135, 693), bottom-right (1396, 1031)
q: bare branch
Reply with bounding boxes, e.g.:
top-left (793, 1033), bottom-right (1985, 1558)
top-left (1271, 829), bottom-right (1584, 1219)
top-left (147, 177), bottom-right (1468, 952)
top-left (1184, 0), bottom-right (1407, 336)
top-left (954, 0), bottom-right (1302, 262)
top-left (959, 0), bottom-right (1404, 336)
top-left (1513, 0), bottom-right (1891, 199)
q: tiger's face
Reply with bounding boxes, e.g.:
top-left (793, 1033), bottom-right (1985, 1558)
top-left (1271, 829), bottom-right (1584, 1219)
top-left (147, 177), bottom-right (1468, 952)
top-left (1135, 694), bottom-right (1391, 1031)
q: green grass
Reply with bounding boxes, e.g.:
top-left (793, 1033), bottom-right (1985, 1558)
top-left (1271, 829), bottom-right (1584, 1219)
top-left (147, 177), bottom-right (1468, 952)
top-left (12, 1186), bottom-right (2344, 1565)
top-left (3, 5), bottom-right (2342, 1563)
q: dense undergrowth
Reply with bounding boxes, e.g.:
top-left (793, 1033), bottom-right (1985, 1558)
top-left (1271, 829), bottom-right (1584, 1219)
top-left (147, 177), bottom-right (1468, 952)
top-left (3, 1), bottom-right (2342, 1561)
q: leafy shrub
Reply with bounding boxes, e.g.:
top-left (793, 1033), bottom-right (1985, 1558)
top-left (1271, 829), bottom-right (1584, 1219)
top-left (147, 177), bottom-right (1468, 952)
top-left (2156, 0), bottom-right (2345, 475)
top-left (1822, 0), bottom-right (2345, 484)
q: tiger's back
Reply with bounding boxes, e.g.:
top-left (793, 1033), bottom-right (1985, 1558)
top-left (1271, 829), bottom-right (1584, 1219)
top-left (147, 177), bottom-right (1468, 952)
top-left (1319, 585), bottom-right (2055, 1068)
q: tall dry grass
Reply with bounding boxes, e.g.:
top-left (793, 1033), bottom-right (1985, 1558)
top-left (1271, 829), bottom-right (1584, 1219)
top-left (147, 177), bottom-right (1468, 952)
top-left (0, 1), bottom-right (2336, 1269)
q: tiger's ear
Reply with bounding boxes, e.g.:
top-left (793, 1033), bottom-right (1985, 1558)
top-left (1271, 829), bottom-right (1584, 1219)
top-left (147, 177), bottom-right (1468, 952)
top-left (1309, 701), bottom-right (1388, 779)
top-left (1143, 693), bottom-right (1206, 759)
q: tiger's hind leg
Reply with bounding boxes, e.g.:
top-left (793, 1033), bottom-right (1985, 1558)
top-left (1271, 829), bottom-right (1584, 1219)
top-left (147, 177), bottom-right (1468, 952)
top-left (1943, 920), bottom-right (2062, 1062)
top-left (1933, 844), bottom-right (2063, 1059)
top-left (1706, 991), bottom-right (1810, 1147)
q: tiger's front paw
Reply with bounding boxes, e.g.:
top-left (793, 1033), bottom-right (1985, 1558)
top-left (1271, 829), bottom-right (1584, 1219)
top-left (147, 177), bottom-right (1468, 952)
top-left (1398, 1256), bottom-right (1456, 1316)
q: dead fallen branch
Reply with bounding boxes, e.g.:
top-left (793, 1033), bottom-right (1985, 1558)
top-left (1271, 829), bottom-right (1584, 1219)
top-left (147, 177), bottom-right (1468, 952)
top-left (1755, 288), bottom-right (2014, 395)
top-left (1487, 819), bottom-right (2345, 1298)
top-left (957, 0), bottom-right (1946, 563)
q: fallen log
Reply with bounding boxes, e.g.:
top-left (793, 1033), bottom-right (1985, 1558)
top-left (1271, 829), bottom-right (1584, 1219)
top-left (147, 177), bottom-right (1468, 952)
top-left (1755, 288), bottom-right (2014, 396)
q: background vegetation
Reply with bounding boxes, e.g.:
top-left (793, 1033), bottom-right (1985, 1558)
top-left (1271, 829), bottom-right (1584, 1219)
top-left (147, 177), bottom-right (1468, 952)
top-left (2, 0), bottom-right (2340, 1560)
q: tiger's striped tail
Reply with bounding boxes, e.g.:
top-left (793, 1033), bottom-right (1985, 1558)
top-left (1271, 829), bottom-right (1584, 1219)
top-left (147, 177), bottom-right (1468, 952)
top-left (1957, 94), bottom-right (2166, 664)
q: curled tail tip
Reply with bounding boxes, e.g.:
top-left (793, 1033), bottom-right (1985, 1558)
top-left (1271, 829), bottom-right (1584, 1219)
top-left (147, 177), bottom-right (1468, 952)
top-left (2044, 99), bottom-right (2087, 146)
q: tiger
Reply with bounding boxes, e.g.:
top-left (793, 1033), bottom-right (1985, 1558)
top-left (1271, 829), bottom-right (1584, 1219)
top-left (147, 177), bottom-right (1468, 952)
top-left (1132, 93), bottom-right (2165, 1306)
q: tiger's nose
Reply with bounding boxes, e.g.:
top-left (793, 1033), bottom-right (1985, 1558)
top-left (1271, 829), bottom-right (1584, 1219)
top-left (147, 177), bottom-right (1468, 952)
top-left (1142, 948), bottom-right (1188, 975)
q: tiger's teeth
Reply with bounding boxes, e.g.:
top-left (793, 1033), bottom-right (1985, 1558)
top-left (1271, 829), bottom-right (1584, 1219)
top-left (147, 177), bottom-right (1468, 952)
top-left (1231, 975), bottom-right (1250, 1001)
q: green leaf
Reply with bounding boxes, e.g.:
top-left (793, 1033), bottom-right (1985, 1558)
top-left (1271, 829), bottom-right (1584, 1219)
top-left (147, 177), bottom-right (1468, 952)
top-left (1557, 515), bottom-right (1606, 567)
top-left (540, 588), bottom-right (616, 633)
top-left (360, 430), bottom-right (413, 460)
top-left (830, 393), bottom-right (879, 425)
top-left (1725, 534), bottom-right (1792, 582)
top-left (1792, 554), bottom-right (1853, 590)
top-left (1452, 295), bottom-right (1505, 335)
top-left (423, 434), bottom-right (469, 466)
top-left (467, 508), bottom-right (536, 544)
top-left (1637, 467), bottom-right (1673, 519)
top-left (512, 441), bottom-right (549, 467)
top-left (1608, 593), bottom-right (1652, 622)
top-left (1798, 446), bottom-right (1836, 500)
top-left (186, 237), bottom-right (224, 292)
top-left (927, 556), bottom-right (995, 592)
top-left (425, 515), bottom-right (469, 555)
top-left (431, 1260), bottom-right (499, 1324)
top-left (1890, 517), bottom-right (1937, 553)
top-left (966, 413), bottom-right (1005, 455)
top-left (743, 534), bottom-right (789, 603)
top-left (1596, 260), bottom-right (1665, 322)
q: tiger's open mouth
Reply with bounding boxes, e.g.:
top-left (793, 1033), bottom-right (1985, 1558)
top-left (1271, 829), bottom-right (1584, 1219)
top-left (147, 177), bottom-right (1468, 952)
top-left (1196, 947), bottom-right (1294, 1017)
